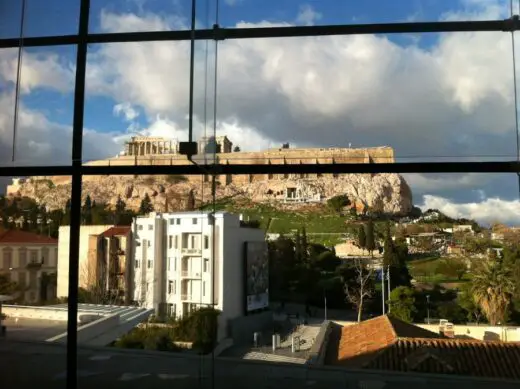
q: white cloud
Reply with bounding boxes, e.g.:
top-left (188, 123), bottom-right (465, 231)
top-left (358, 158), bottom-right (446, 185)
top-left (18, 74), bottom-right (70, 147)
top-left (0, 49), bottom-right (74, 94)
top-left (420, 194), bottom-right (520, 226)
top-left (296, 5), bottom-right (323, 26)
top-left (113, 102), bottom-right (140, 121)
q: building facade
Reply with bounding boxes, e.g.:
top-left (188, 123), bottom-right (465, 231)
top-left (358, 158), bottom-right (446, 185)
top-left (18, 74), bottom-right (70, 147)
top-left (132, 211), bottom-right (265, 339)
top-left (0, 230), bottom-right (58, 303)
top-left (57, 225), bottom-right (133, 304)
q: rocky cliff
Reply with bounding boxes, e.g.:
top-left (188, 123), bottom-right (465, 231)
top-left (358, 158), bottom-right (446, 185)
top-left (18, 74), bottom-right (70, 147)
top-left (7, 173), bottom-right (413, 215)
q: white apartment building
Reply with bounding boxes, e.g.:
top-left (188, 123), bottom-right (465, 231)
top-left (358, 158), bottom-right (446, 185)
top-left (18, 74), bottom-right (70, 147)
top-left (132, 212), bottom-right (265, 339)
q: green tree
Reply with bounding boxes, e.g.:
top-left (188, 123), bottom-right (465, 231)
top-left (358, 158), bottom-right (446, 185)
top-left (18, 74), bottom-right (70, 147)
top-left (365, 220), bottom-right (376, 257)
top-left (82, 195), bottom-right (93, 225)
top-left (62, 199), bottom-right (71, 225)
top-left (472, 258), bottom-right (515, 325)
top-left (139, 193), bottom-right (154, 215)
top-left (294, 229), bottom-right (302, 263)
top-left (457, 282), bottom-right (483, 324)
top-left (357, 225), bottom-right (366, 252)
top-left (437, 301), bottom-right (466, 324)
top-left (383, 224), bottom-right (396, 267)
top-left (114, 196), bottom-right (129, 225)
top-left (233, 145), bottom-right (241, 152)
top-left (300, 226), bottom-right (308, 262)
top-left (388, 286), bottom-right (416, 322)
top-left (436, 258), bottom-right (467, 280)
top-left (187, 189), bottom-right (195, 211)
top-left (327, 194), bottom-right (351, 215)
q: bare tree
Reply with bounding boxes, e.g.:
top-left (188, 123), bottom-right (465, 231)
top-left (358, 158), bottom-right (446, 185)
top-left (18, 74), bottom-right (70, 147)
top-left (80, 259), bottom-right (120, 305)
top-left (344, 258), bottom-right (374, 322)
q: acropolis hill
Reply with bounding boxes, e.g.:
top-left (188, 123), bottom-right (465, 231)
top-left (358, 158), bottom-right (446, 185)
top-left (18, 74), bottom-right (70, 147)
top-left (7, 136), bottom-right (413, 215)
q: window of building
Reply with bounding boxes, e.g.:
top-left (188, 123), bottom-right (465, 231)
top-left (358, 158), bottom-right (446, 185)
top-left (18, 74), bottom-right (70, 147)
top-left (174, 257), bottom-right (177, 271)
top-left (148, 241), bottom-right (151, 247)
top-left (204, 258), bottom-right (209, 272)
top-left (168, 280), bottom-right (173, 294)
top-left (167, 257), bottom-right (171, 271)
top-left (176, 218), bottom-right (180, 225)
top-left (148, 225), bottom-right (153, 230)
top-left (147, 260), bottom-right (152, 269)
top-left (191, 235), bottom-right (195, 248)
top-left (192, 218), bottom-right (197, 225)
top-left (168, 235), bottom-right (173, 249)
top-left (2, 250), bottom-right (12, 270)
top-left (174, 235), bottom-right (178, 249)
top-left (18, 250), bottom-right (27, 267)
top-left (135, 260), bottom-right (140, 269)
top-left (138, 225), bottom-right (143, 231)
top-left (169, 219), bottom-right (174, 225)
top-left (204, 235), bottom-right (209, 249)
top-left (203, 281), bottom-right (206, 297)
top-left (29, 250), bottom-right (38, 263)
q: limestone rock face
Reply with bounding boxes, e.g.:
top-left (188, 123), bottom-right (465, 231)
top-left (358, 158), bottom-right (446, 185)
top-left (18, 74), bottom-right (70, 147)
top-left (8, 173), bottom-right (413, 215)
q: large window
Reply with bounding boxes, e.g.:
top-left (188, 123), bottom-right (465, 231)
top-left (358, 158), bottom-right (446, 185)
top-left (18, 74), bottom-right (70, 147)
top-left (2, 1), bottom-right (520, 389)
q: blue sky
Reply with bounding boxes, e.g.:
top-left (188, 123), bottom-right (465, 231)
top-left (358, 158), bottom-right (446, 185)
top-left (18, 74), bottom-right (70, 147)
top-left (2, 0), bottom-right (520, 224)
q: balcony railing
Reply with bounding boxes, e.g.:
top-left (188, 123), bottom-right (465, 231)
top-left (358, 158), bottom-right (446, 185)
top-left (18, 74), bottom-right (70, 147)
top-left (181, 248), bottom-right (202, 255)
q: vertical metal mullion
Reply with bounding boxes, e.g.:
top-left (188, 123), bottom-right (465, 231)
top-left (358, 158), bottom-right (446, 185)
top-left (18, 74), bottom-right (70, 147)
top-left (67, 1), bottom-right (90, 389)
top-left (188, 0), bottom-right (197, 143)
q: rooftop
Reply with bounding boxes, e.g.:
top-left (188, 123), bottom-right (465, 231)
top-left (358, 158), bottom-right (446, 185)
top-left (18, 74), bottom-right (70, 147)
top-left (101, 226), bottom-right (131, 237)
top-left (327, 315), bottom-right (520, 380)
top-left (0, 230), bottom-right (58, 245)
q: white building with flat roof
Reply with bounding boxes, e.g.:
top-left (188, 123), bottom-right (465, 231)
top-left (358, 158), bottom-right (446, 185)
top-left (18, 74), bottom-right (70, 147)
top-left (132, 211), bottom-right (266, 339)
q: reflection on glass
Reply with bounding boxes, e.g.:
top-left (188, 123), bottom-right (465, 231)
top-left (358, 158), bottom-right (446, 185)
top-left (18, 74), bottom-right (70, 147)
top-left (0, 175), bottom-right (69, 386)
top-left (0, 46), bottom-right (76, 167)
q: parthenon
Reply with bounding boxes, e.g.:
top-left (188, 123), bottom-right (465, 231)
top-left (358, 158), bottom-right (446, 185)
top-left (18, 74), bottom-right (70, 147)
top-left (124, 136), bottom-right (178, 156)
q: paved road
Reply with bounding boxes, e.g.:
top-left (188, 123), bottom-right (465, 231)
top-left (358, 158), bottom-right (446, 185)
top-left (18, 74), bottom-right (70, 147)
top-left (1, 340), bottom-right (519, 389)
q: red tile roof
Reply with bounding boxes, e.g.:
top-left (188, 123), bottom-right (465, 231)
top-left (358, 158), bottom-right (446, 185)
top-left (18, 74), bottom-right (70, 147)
top-left (101, 226), bottom-right (131, 237)
top-left (329, 315), bottom-right (520, 380)
top-left (0, 230), bottom-right (57, 245)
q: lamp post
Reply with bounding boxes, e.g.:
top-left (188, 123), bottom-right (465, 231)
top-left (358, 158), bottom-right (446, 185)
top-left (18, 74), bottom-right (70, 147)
top-left (426, 294), bottom-right (430, 325)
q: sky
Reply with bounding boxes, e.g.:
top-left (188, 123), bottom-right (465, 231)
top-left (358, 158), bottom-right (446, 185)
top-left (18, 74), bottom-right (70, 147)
top-left (1, 0), bottom-right (520, 225)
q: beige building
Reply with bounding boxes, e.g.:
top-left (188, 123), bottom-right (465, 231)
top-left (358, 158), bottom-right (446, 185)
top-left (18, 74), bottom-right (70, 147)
top-left (57, 225), bottom-right (133, 304)
top-left (335, 240), bottom-right (382, 259)
top-left (0, 230), bottom-right (58, 303)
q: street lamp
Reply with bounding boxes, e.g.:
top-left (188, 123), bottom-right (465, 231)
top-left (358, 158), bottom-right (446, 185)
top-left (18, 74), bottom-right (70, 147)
top-left (426, 294), bottom-right (430, 325)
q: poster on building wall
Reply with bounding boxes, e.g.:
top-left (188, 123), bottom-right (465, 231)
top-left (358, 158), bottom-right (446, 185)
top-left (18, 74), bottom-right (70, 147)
top-left (245, 241), bottom-right (269, 312)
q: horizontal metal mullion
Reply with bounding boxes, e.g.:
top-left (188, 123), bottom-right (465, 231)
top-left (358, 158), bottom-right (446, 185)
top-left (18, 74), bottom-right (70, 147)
top-left (0, 161), bottom-right (517, 177)
top-left (0, 19), bottom-right (518, 49)
top-left (0, 35), bottom-right (79, 49)
top-left (222, 20), bottom-right (513, 40)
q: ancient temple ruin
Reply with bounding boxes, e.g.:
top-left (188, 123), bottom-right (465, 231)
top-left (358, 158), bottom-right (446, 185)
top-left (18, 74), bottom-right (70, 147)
top-left (123, 136), bottom-right (179, 156)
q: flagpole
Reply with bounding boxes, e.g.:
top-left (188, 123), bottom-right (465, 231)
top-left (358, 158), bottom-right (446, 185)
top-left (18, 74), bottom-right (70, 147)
top-left (387, 265), bottom-right (391, 313)
top-left (381, 265), bottom-right (386, 315)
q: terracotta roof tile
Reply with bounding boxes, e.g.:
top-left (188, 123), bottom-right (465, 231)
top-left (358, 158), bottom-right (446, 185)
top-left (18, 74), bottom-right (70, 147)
top-left (0, 230), bottom-right (57, 245)
top-left (329, 315), bottom-right (520, 380)
top-left (101, 226), bottom-right (131, 237)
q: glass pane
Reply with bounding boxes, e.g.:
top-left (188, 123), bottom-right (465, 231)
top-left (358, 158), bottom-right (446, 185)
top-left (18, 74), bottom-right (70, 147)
top-left (83, 40), bottom-right (191, 164)
top-left (0, 45), bottom-right (77, 167)
top-left (0, 0), bottom-right (80, 38)
top-left (89, 0), bottom-right (193, 33)
top-left (214, 32), bottom-right (515, 164)
top-left (0, 175), bottom-right (69, 386)
top-left (219, 0), bottom-right (512, 28)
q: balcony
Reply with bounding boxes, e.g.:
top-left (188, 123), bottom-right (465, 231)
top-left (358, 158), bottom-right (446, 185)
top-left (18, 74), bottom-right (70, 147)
top-left (181, 270), bottom-right (201, 278)
top-left (181, 248), bottom-right (202, 256)
top-left (26, 261), bottom-right (43, 270)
